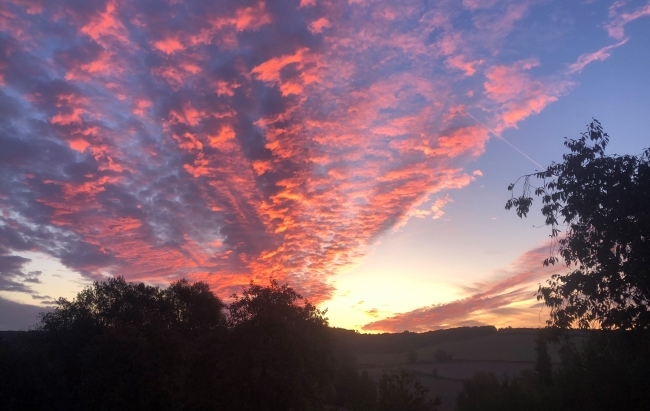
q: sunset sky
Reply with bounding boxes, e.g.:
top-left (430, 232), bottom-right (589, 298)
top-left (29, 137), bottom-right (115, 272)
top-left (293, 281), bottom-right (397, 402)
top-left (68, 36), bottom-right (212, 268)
top-left (1, 0), bottom-right (649, 331)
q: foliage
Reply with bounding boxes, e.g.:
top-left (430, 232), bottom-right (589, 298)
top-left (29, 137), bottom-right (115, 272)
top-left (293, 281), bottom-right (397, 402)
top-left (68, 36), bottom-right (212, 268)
top-left (1, 277), bottom-right (456, 411)
top-left (331, 367), bottom-right (378, 411)
top-left (227, 279), bottom-right (335, 411)
top-left (39, 276), bottom-right (225, 334)
top-left (0, 277), bottom-right (342, 411)
top-left (506, 119), bottom-right (650, 329)
top-left (533, 330), bottom-right (552, 385)
top-left (455, 331), bottom-right (650, 411)
top-left (550, 330), bottom-right (650, 411)
top-left (377, 368), bottom-right (440, 411)
top-left (456, 370), bottom-right (550, 411)
top-left (1, 277), bottom-right (229, 411)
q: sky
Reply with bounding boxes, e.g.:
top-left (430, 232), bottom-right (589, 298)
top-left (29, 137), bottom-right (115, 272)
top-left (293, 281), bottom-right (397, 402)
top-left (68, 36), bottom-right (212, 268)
top-left (1, 0), bottom-right (649, 331)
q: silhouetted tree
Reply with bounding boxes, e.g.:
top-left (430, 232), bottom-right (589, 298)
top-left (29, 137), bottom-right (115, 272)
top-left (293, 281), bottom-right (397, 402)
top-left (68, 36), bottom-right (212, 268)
top-left (456, 370), bottom-right (549, 411)
top-left (0, 277), bottom-right (228, 411)
top-left (506, 119), bottom-right (650, 330)
top-left (377, 368), bottom-right (440, 411)
top-left (227, 279), bottom-right (335, 411)
top-left (497, 119), bottom-right (650, 411)
top-left (39, 276), bottom-right (225, 334)
top-left (332, 367), bottom-right (378, 411)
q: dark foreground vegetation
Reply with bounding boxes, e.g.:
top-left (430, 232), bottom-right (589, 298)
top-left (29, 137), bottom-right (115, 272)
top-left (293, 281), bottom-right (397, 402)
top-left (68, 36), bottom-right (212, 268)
top-left (0, 278), bottom-right (441, 411)
top-left (1, 120), bottom-right (648, 410)
top-left (456, 329), bottom-right (650, 411)
top-left (491, 119), bottom-right (650, 410)
top-left (1, 277), bottom-right (648, 411)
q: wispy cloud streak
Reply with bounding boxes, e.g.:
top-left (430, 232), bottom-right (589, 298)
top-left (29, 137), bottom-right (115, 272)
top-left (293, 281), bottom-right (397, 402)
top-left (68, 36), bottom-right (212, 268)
top-left (568, 38), bottom-right (629, 74)
top-left (362, 245), bottom-right (558, 332)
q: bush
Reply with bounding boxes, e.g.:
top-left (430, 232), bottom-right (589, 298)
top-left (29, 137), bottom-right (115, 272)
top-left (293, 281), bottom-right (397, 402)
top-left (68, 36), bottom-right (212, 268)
top-left (378, 368), bottom-right (440, 411)
top-left (455, 331), bottom-right (650, 411)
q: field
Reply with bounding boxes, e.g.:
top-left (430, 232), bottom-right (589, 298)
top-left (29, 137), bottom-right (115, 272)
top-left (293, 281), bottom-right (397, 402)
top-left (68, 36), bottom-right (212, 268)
top-left (350, 328), bottom-right (589, 411)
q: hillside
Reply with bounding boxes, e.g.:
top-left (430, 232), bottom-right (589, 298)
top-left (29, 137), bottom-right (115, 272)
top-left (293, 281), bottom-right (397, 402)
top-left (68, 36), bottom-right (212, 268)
top-left (335, 327), bottom-right (590, 411)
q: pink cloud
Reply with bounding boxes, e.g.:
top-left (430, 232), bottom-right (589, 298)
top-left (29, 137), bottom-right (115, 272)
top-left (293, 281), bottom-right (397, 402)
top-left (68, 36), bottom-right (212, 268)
top-left (606, 1), bottom-right (650, 40)
top-left (234, 1), bottom-right (272, 31)
top-left (446, 55), bottom-right (483, 76)
top-left (309, 17), bottom-right (331, 34)
top-left (462, 0), bottom-right (497, 11)
top-left (79, 1), bottom-right (129, 46)
top-left (471, 3), bottom-right (529, 42)
top-left (153, 37), bottom-right (185, 55)
top-left (300, 0), bottom-right (316, 7)
top-left (484, 60), bottom-right (570, 130)
top-left (363, 245), bottom-right (557, 332)
top-left (568, 38), bottom-right (628, 74)
top-left (431, 195), bottom-right (453, 220)
top-left (0, 0), bottom-right (633, 308)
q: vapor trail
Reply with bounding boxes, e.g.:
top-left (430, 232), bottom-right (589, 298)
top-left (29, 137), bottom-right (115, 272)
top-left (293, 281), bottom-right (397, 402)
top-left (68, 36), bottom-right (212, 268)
top-left (440, 92), bottom-right (545, 169)
top-left (462, 110), bottom-right (545, 170)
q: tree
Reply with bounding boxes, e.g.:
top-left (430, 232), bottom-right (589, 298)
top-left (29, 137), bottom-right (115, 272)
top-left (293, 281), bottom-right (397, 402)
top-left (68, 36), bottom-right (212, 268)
top-left (455, 371), bottom-right (546, 411)
top-left (39, 276), bottom-right (225, 334)
top-left (377, 368), bottom-right (440, 411)
top-left (227, 279), bottom-right (335, 411)
top-left (26, 277), bottom-right (228, 411)
top-left (506, 119), bottom-right (650, 329)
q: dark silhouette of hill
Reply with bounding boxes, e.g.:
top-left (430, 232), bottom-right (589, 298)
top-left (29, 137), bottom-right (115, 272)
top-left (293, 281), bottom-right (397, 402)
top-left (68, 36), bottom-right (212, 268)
top-left (330, 326), bottom-right (498, 355)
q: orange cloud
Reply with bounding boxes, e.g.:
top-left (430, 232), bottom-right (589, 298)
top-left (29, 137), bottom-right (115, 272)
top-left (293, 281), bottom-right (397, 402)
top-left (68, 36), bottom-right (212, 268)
top-left (309, 17), bottom-right (331, 34)
top-left (363, 245), bottom-right (556, 332)
top-left (235, 1), bottom-right (272, 31)
top-left (154, 37), bottom-right (184, 54)
top-left (432, 125), bottom-right (490, 158)
top-left (251, 47), bottom-right (310, 82)
top-left (484, 60), bottom-right (570, 130)
top-left (80, 1), bottom-right (129, 46)
top-left (0, 0), bottom-right (631, 311)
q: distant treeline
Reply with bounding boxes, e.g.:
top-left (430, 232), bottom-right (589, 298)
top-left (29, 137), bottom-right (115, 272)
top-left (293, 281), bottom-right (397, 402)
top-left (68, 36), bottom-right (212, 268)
top-left (330, 326), bottom-right (498, 354)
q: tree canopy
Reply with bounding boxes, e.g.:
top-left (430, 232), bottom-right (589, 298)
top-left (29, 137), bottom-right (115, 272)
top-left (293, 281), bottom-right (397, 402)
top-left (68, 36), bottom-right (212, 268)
top-left (2, 277), bottom-right (456, 410)
top-left (38, 276), bottom-right (225, 335)
top-left (506, 119), bottom-right (650, 330)
top-left (227, 279), bottom-right (334, 411)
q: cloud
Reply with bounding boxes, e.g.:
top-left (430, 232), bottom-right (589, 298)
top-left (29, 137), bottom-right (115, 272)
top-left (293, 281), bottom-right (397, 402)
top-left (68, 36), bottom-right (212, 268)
top-left (484, 59), bottom-right (571, 131)
top-left (0, 254), bottom-right (33, 293)
top-left (0, 0), bottom-right (634, 307)
top-left (568, 38), bottom-right (629, 74)
top-left (431, 195), bottom-right (453, 220)
top-left (0, 296), bottom-right (50, 330)
top-left (362, 245), bottom-right (558, 332)
top-left (606, 1), bottom-right (650, 40)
